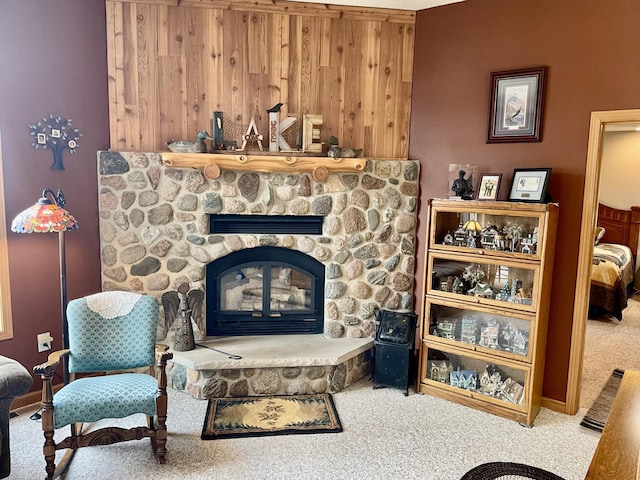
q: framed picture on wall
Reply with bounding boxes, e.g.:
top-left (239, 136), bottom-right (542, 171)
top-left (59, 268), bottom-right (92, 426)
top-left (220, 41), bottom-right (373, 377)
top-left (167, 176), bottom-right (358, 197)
top-left (487, 66), bottom-right (547, 143)
top-left (508, 168), bottom-right (551, 203)
top-left (477, 174), bottom-right (502, 201)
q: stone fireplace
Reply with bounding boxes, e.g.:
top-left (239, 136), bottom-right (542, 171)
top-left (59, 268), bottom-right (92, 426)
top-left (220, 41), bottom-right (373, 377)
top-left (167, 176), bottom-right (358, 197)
top-left (97, 151), bottom-right (419, 398)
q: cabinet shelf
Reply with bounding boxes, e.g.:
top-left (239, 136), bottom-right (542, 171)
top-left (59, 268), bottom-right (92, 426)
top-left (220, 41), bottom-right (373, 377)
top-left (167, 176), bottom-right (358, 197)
top-left (417, 199), bottom-right (558, 426)
top-left (161, 152), bottom-right (367, 181)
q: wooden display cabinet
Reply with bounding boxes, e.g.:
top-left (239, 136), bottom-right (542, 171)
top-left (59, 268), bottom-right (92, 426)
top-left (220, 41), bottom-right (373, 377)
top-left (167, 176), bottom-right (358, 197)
top-left (417, 199), bottom-right (558, 426)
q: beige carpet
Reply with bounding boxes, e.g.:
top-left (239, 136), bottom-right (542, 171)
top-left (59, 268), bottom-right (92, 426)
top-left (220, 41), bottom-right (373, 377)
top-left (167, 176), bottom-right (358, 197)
top-left (10, 378), bottom-right (599, 480)
top-left (581, 293), bottom-right (640, 409)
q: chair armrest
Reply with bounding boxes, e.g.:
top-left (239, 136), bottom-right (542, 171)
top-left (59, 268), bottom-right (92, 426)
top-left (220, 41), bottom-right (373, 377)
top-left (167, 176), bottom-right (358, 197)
top-left (33, 349), bottom-right (70, 378)
top-left (155, 344), bottom-right (173, 365)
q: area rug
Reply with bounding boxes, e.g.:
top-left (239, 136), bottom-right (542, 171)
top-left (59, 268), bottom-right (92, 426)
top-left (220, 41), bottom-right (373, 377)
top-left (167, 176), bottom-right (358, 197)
top-left (580, 368), bottom-right (625, 433)
top-left (460, 462), bottom-right (565, 480)
top-left (201, 393), bottom-right (343, 440)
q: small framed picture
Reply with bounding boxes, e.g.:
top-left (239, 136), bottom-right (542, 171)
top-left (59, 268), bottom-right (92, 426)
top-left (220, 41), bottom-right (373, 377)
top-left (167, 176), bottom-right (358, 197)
top-left (487, 66), bottom-right (547, 143)
top-left (508, 168), bottom-right (551, 203)
top-left (477, 174), bottom-right (502, 201)
top-left (37, 133), bottom-right (47, 144)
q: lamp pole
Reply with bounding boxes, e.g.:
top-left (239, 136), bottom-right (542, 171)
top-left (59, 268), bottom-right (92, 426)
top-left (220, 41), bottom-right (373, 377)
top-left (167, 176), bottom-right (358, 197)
top-left (59, 229), bottom-right (69, 384)
top-left (11, 188), bottom-right (77, 386)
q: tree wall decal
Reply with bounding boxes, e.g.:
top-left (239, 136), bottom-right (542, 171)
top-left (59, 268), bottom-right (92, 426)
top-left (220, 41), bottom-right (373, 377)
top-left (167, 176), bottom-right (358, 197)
top-left (28, 114), bottom-right (82, 170)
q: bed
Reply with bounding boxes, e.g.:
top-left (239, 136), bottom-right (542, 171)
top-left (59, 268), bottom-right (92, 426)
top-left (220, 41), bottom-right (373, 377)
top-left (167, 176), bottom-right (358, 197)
top-left (589, 204), bottom-right (640, 320)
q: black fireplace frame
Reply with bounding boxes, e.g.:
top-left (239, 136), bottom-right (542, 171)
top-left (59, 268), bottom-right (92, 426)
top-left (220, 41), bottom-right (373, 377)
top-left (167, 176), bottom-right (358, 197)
top-left (206, 246), bottom-right (325, 336)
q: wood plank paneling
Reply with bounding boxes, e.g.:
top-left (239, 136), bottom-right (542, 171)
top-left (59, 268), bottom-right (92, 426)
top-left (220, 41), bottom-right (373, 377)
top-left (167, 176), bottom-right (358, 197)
top-left (184, 7), bottom-right (207, 136)
top-left (342, 19), bottom-right (363, 151)
top-left (107, 1), bottom-right (127, 149)
top-left (361, 21), bottom-right (380, 156)
top-left (105, 0), bottom-right (414, 158)
top-left (177, 0), bottom-right (415, 24)
top-left (207, 8), bottom-right (224, 113)
top-left (136, 3), bottom-right (158, 149)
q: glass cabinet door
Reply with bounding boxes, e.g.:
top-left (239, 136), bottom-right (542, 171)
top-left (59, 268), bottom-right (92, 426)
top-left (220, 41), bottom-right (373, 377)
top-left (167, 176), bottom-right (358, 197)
top-left (427, 252), bottom-right (540, 312)
top-left (425, 298), bottom-right (534, 362)
top-left (421, 343), bottom-right (530, 410)
top-left (429, 200), bottom-right (547, 260)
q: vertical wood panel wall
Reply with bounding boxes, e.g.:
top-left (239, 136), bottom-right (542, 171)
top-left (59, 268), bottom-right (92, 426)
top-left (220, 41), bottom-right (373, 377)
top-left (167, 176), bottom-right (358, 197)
top-left (105, 0), bottom-right (415, 158)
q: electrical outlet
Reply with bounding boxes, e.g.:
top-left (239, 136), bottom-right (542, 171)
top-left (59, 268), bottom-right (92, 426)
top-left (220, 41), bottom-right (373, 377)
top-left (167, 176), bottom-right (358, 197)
top-left (37, 332), bottom-right (53, 352)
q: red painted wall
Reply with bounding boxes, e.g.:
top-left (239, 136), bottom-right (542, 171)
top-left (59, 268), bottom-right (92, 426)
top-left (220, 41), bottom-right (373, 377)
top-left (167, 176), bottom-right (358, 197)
top-left (0, 0), bottom-right (108, 391)
top-left (410, 0), bottom-right (640, 401)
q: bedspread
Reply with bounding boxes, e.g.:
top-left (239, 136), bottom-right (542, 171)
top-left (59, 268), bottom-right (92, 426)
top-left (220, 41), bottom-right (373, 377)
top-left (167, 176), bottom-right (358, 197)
top-left (590, 243), bottom-right (634, 320)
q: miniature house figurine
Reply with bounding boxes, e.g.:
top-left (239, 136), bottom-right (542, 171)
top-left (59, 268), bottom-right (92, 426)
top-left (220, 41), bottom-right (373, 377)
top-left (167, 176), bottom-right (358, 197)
top-left (512, 330), bottom-right (528, 355)
top-left (500, 377), bottom-right (525, 405)
top-left (450, 369), bottom-right (477, 391)
top-left (478, 365), bottom-right (503, 397)
top-left (479, 320), bottom-right (500, 348)
top-left (430, 360), bottom-right (454, 383)
top-left (481, 225), bottom-right (499, 250)
top-left (436, 319), bottom-right (456, 339)
top-left (453, 223), bottom-right (467, 246)
top-left (452, 276), bottom-right (464, 294)
top-left (443, 231), bottom-right (454, 246)
top-left (496, 283), bottom-right (511, 301)
top-left (460, 316), bottom-right (478, 344)
top-left (440, 276), bottom-right (453, 292)
top-left (522, 228), bottom-right (539, 254)
top-left (467, 281), bottom-right (494, 298)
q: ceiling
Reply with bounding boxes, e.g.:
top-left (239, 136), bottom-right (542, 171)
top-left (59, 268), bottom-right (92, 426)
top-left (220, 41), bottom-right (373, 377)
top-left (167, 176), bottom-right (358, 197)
top-left (288, 0), bottom-right (465, 11)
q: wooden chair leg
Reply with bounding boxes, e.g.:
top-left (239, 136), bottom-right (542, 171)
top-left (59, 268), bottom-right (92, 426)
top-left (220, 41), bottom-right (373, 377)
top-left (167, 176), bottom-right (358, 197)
top-left (41, 384), bottom-right (57, 480)
top-left (156, 411), bottom-right (168, 463)
top-left (43, 429), bottom-right (57, 480)
top-left (52, 449), bottom-right (77, 480)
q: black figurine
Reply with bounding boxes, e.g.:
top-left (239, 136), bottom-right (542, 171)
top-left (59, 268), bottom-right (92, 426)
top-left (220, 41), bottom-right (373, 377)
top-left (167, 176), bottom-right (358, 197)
top-left (451, 169), bottom-right (474, 199)
top-left (267, 102), bottom-right (283, 113)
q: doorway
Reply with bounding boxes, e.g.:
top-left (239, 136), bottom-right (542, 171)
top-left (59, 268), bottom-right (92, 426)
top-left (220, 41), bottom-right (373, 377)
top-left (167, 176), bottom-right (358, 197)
top-left (566, 109), bottom-right (640, 414)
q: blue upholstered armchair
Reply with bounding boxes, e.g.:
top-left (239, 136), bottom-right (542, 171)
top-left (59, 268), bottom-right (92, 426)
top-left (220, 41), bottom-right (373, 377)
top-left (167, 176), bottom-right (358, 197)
top-left (33, 292), bottom-right (172, 480)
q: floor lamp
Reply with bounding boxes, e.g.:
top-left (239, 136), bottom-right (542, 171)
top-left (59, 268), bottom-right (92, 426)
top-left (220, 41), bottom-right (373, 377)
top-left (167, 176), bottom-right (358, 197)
top-left (11, 188), bottom-right (78, 384)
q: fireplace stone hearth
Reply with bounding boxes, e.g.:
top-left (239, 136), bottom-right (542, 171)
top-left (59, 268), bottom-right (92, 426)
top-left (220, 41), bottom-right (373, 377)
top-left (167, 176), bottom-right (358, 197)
top-left (165, 334), bottom-right (372, 398)
top-left (97, 151), bottom-right (418, 398)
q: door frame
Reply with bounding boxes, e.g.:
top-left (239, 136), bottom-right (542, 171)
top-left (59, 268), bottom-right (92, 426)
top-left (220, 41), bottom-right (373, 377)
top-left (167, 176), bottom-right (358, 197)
top-left (566, 109), bottom-right (640, 414)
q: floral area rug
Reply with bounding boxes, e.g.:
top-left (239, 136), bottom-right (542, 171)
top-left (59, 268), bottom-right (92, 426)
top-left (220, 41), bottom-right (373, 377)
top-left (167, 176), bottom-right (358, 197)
top-left (201, 393), bottom-right (343, 440)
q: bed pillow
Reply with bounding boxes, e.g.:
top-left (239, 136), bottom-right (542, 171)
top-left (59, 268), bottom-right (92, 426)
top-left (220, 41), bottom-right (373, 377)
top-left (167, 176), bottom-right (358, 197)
top-left (594, 226), bottom-right (606, 245)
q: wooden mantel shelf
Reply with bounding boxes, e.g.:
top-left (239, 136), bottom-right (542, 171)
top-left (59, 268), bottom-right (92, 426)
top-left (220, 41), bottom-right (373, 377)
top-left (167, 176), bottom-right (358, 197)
top-left (161, 152), bottom-right (367, 181)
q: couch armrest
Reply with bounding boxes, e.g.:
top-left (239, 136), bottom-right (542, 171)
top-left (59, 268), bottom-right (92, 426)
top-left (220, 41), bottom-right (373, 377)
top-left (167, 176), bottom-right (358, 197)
top-left (0, 356), bottom-right (33, 400)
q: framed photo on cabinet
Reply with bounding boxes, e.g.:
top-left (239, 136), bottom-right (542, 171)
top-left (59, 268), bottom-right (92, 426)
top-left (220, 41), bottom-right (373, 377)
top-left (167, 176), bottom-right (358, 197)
top-left (477, 174), bottom-right (502, 201)
top-left (508, 168), bottom-right (551, 203)
top-left (487, 67), bottom-right (547, 143)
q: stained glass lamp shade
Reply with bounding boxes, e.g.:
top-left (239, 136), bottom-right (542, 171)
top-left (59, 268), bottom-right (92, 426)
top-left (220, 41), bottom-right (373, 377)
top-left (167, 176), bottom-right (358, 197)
top-left (463, 219), bottom-right (482, 235)
top-left (11, 188), bottom-right (77, 384)
top-left (11, 191), bottom-right (77, 233)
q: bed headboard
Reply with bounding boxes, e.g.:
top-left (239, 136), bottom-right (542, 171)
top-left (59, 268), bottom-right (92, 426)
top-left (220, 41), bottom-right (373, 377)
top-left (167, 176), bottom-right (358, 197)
top-left (597, 203), bottom-right (640, 255)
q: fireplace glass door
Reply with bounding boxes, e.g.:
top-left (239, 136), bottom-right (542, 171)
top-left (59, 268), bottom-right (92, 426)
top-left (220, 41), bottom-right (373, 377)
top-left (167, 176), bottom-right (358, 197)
top-left (220, 265), bottom-right (313, 313)
top-left (207, 246), bottom-right (324, 336)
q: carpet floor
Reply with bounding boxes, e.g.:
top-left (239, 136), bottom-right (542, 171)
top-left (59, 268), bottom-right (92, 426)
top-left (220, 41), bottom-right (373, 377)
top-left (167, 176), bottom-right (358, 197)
top-left (10, 378), bottom-right (599, 480)
top-left (581, 294), bottom-right (640, 409)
